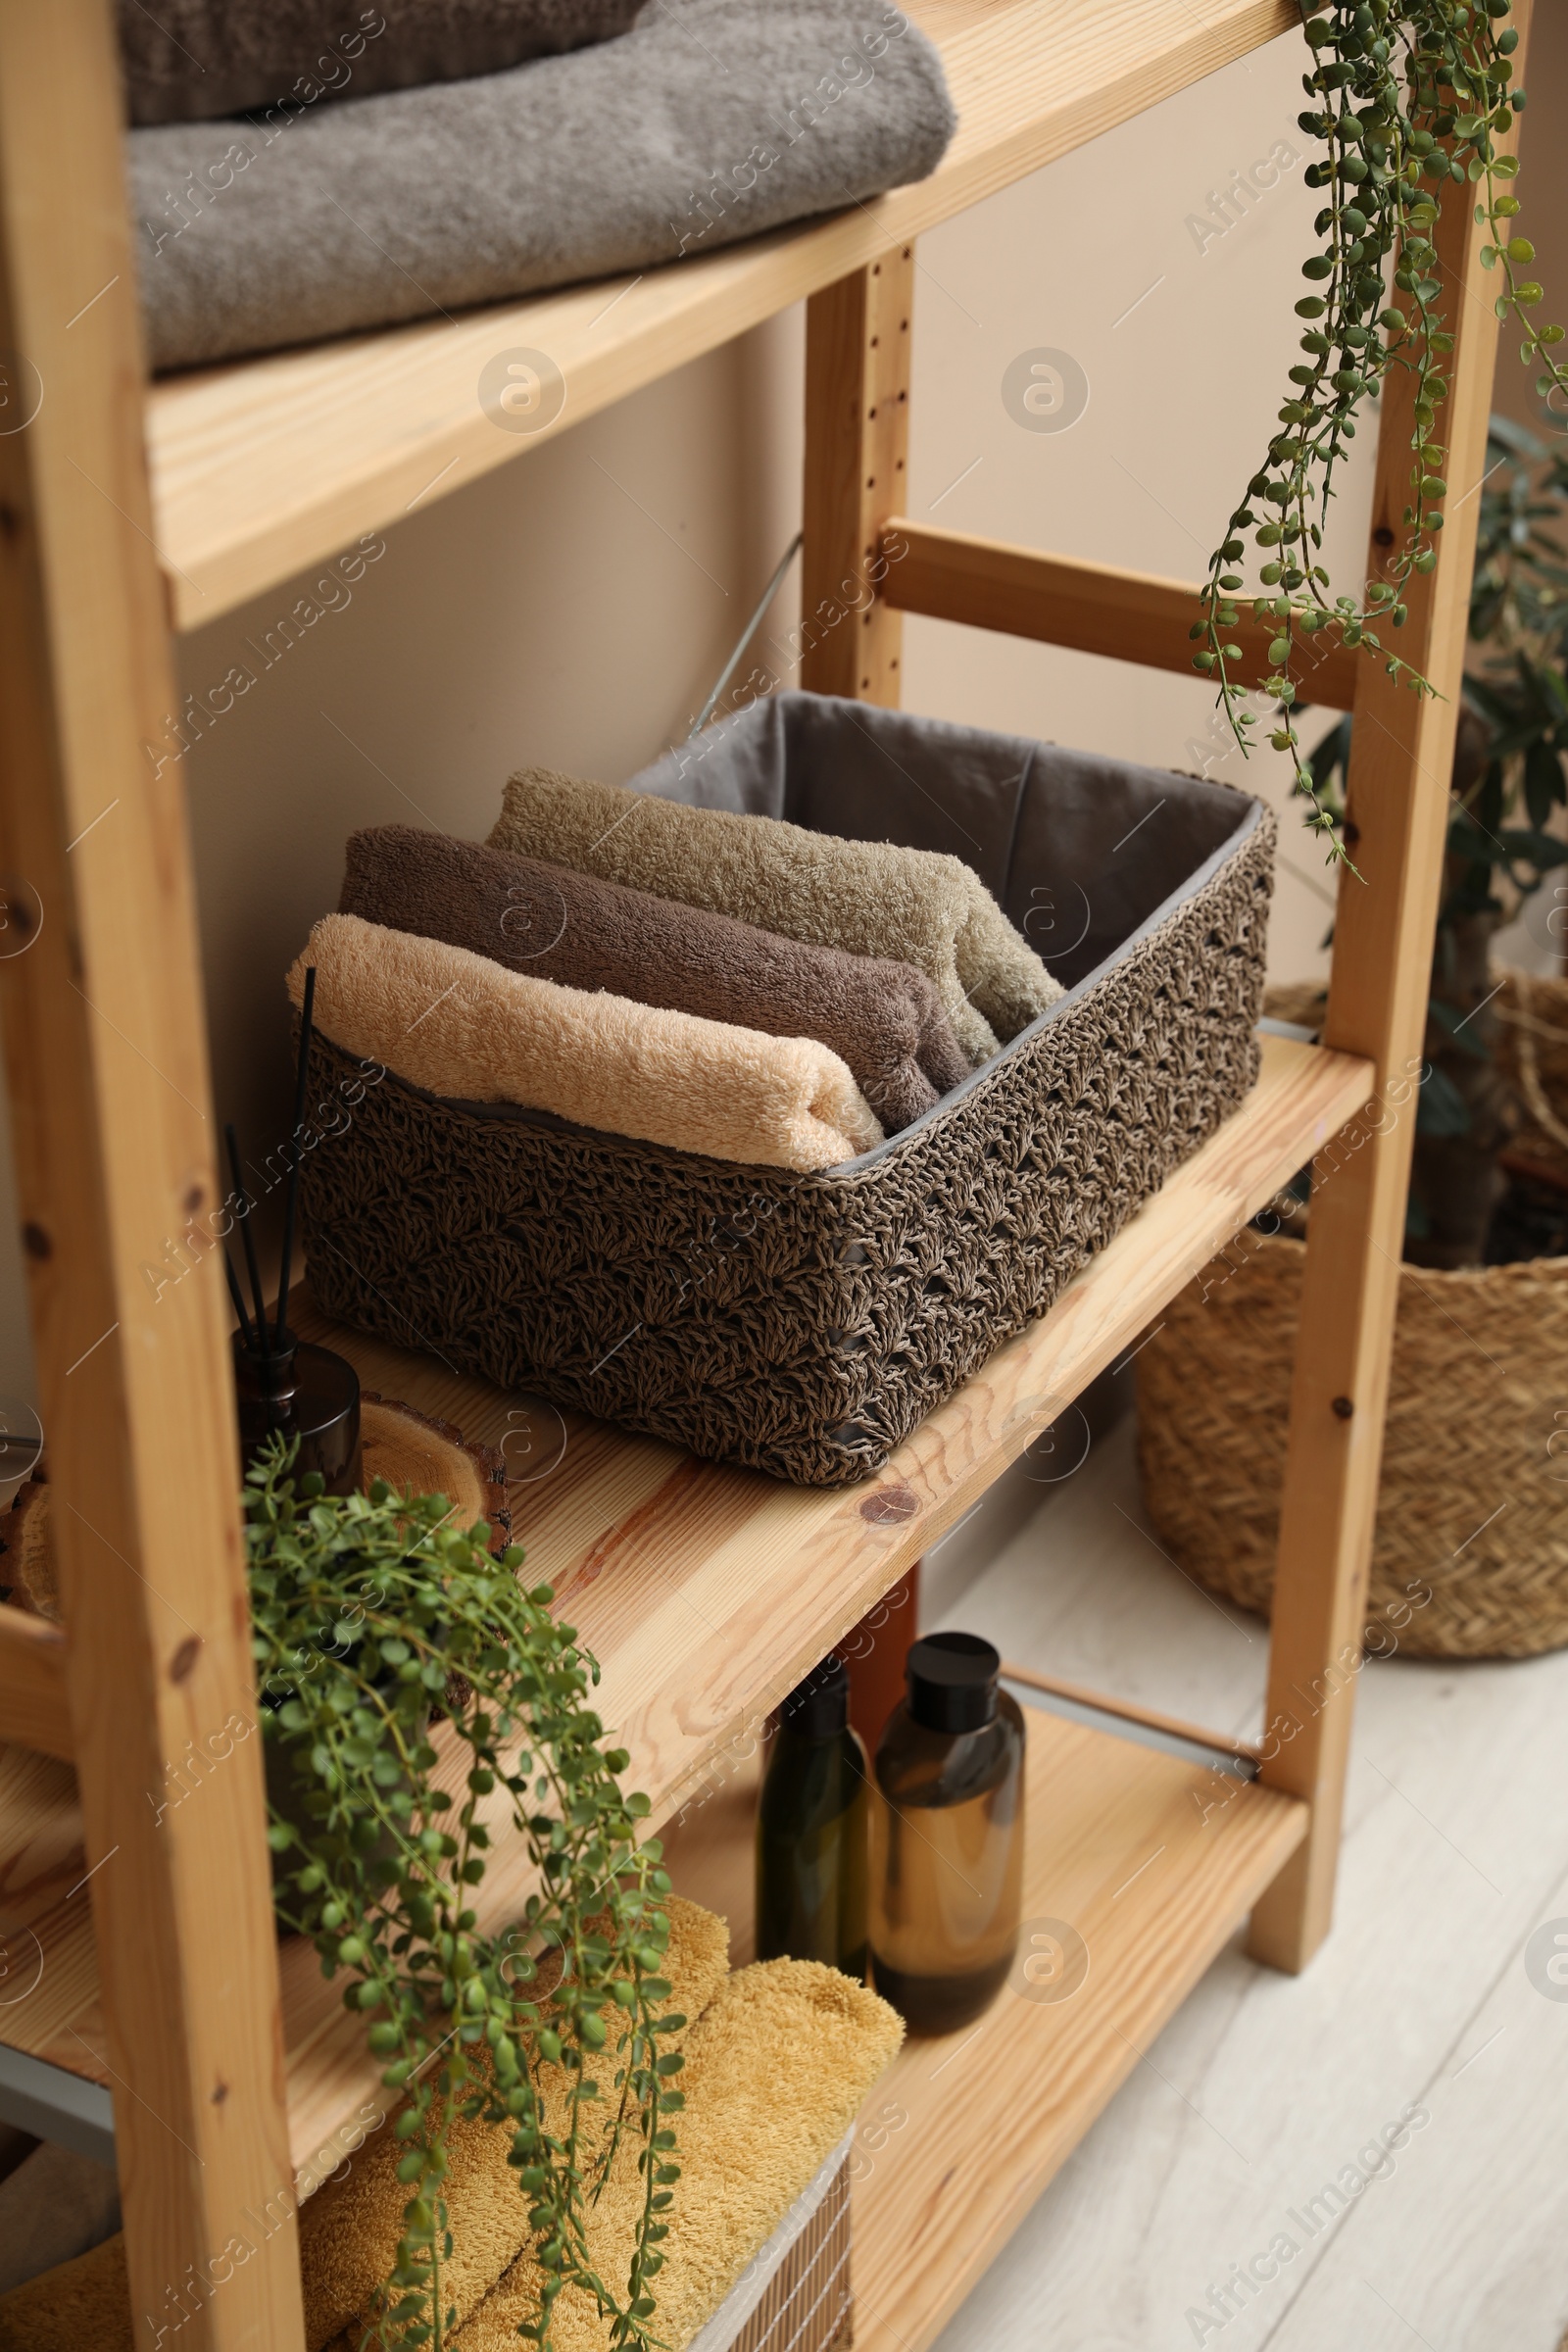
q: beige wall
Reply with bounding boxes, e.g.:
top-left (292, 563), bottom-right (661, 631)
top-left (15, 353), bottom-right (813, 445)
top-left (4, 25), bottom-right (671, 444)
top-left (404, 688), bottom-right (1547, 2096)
top-left (0, 24), bottom-right (1558, 1414)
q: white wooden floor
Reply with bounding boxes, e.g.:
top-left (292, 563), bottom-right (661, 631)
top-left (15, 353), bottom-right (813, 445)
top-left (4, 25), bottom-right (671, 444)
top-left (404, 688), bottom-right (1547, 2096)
top-left (923, 1411), bottom-right (1568, 2352)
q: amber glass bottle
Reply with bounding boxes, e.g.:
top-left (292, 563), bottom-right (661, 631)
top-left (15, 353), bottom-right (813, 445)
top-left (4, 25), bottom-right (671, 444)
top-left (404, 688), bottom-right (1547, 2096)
top-left (755, 1655), bottom-right (869, 1982)
top-left (869, 1632), bottom-right (1025, 2034)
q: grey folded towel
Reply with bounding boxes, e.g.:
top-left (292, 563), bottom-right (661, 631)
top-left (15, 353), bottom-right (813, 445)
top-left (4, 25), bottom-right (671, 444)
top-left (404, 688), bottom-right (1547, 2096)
top-left (128, 0), bottom-right (956, 370)
top-left (117, 0), bottom-right (644, 126)
top-left (340, 824), bottom-right (973, 1131)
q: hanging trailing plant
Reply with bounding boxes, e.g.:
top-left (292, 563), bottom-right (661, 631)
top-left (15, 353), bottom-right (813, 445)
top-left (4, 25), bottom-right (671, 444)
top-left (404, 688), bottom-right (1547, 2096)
top-left (1198, 0), bottom-right (1566, 856)
top-left (247, 1441), bottom-right (682, 2352)
top-left (1301, 414), bottom-right (1568, 1263)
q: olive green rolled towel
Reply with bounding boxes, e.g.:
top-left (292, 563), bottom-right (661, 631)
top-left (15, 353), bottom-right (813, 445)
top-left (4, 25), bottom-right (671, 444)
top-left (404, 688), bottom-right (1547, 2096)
top-left (288, 914), bottom-right (885, 1171)
top-left (340, 824), bottom-right (973, 1132)
top-left (0, 1899), bottom-right (732, 2352)
top-left (488, 767), bottom-right (1062, 1068)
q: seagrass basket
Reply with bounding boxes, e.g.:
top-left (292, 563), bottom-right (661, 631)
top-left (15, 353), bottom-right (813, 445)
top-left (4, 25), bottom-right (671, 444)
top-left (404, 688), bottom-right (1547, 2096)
top-left (301, 695), bottom-right (1275, 1486)
top-left (1136, 970), bottom-right (1568, 1658)
top-left (698, 2139), bottom-right (852, 2352)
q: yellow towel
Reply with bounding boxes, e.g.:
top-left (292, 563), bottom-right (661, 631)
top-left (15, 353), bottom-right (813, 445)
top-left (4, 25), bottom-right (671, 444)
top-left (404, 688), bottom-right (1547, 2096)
top-left (488, 768), bottom-right (1062, 1068)
top-left (433, 1961), bottom-right (903, 2352)
top-left (288, 915), bottom-right (885, 1173)
top-left (303, 1898), bottom-right (732, 2349)
top-left (0, 1900), bottom-right (731, 2352)
top-left (0, 1909), bottom-right (904, 2352)
top-left (0, 2235), bottom-right (128, 2352)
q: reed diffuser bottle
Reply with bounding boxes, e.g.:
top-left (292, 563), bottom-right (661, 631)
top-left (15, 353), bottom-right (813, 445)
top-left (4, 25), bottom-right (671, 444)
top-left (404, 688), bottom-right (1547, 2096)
top-left (225, 966), bottom-right (362, 1496)
top-left (755, 1654), bottom-right (869, 1983)
top-left (869, 1632), bottom-right (1025, 2034)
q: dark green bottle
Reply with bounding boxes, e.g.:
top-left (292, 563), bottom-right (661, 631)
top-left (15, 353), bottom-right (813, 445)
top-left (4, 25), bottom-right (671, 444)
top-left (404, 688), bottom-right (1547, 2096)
top-left (755, 1655), bottom-right (869, 1983)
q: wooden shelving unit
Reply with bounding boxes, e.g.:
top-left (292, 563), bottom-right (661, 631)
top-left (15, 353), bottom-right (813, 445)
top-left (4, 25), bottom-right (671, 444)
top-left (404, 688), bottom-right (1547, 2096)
top-left (144, 0), bottom-right (1298, 626)
top-left (0, 1031), bottom-right (1369, 2193)
top-left (658, 1690), bottom-right (1308, 2352)
top-left (0, 1), bottom-right (1527, 2346)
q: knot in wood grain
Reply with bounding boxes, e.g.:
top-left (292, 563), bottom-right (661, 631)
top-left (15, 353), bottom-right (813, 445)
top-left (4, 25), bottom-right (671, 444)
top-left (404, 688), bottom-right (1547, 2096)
top-left (859, 1486), bottom-right (919, 1526)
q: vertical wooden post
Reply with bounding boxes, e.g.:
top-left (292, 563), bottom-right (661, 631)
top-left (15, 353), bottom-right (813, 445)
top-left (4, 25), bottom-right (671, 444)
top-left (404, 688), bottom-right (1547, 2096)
top-left (801, 245), bottom-right (914, 704)
top-left (1249, 28), bottom-right (1528, 1972)
top-left (0, 6), bottom-right (305, 2345)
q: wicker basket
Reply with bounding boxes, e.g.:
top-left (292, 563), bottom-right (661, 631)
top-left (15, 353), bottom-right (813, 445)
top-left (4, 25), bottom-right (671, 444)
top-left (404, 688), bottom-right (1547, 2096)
top-left (697, 2139), bottom-right (853, 2352)
top-left (302, 695), bottom-right (1274, 1487)
top-left (1136, 971), bottom-right (1568, 1658)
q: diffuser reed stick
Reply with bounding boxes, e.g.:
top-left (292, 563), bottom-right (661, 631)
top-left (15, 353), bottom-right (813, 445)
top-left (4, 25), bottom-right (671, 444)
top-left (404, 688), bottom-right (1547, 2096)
top-left (274, 964), bottom-right (317, 1349)
top-left (223, 1245), bottom-right (260, 1353)
top-left (225, 1122), bottom-right (269, 1351)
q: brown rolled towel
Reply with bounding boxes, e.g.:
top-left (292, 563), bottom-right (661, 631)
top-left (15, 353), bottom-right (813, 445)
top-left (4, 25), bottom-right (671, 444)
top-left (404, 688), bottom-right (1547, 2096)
top-left (340, 825), bottom-right (972, 1134)
top-left (118, 0), bottom-right (646, 126)
top-left (489, 768), bottom-right (1062, 1068)
top-left (288, 916), bottom-right (884, 1171)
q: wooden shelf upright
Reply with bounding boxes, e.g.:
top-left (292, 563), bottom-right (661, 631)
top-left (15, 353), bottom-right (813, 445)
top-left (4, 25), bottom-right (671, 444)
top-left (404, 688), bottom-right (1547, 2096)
top-left (0, 3), bottom-right (1527, 2348)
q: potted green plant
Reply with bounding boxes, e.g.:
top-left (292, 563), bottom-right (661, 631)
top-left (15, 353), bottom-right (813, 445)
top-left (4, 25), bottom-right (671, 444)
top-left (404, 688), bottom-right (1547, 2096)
top-left (1135, 4), bottom-right (1568, 1659)
top-left (1137, 430), bottom-right (1568, 1659)
top-left (1302, 415), bottom-right (1568, 1267)
top-left (247, 1440), bottom-right (684, 2350)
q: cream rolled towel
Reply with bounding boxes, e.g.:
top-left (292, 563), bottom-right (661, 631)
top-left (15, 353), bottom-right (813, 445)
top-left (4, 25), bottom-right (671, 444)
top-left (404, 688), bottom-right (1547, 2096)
top-left (488, 768), bottom-right (1062, 1068)
top-left (289, 916), bottom-right (883, 1172)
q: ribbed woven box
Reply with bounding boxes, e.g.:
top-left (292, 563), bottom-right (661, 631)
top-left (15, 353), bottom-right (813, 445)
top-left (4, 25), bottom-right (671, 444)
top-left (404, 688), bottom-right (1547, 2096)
top-left (300, 695), bottom-right (1274, 1485)
top-left (692, 2135), bottom-right (853, 2352)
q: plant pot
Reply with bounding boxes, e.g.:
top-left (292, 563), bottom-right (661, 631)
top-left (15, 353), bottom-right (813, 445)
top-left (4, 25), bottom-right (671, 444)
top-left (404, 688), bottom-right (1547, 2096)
top-left (263, 1706), bottom-right (430, 1909)
top-left (1134, 971), bottom-right (1568, 1658)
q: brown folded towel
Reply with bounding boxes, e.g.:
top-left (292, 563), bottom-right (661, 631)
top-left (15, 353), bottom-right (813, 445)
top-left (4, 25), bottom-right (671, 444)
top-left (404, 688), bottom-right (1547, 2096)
top-left (118, 0), bottom-right (644, 125)
top-left (288, 916), bottom-right (884, 1171)
top-left (340, 825), bottom-right (972, 1134)
top-left (488, 768), bottom-right (1061, 1069)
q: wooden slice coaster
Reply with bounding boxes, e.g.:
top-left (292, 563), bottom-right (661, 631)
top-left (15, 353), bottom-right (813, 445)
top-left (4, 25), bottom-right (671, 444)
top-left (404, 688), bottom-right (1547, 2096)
top-left (0, 1397), bottom-right (510, 1627)
top-left (360, 1393), bottom-right (511, 1552)
top-left (0, 1471), bottom-right (54, 1621)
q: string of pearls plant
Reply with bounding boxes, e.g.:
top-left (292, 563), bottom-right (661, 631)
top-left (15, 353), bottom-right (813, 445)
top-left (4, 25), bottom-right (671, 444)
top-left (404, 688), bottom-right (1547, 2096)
top-left (247, 1443), bottom-right (683, 2352)
top-left (1198, 0), bottom-right (1566, 858)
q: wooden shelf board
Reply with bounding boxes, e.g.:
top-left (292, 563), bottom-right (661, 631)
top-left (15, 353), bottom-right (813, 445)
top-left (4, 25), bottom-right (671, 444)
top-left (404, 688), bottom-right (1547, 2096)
top-left (0, 1031), bottom-right (1364, 2183)
top-left (660, 1703), bottom-right (1306, 2352)
top-left (853, 1715), bottom-right (1305, 2351)
top-left (147, 0), bottom-right (1297, 629)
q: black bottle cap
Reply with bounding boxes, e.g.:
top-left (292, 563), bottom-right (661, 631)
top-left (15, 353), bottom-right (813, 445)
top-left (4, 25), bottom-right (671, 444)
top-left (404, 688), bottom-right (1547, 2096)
top-left (779, 1653), bottom-right (851, 1740)
top-left (906, 1632), bottom-right (1000, 1734)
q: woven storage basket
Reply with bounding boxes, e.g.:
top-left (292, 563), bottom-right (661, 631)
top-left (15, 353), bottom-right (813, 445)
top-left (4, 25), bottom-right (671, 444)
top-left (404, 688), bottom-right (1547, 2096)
top-left (694, 2137), bottom-right (852, 2352)
top-left (1136, 970), bottom-right (1568, 1658)
top-left (301, 693), bottom-right (1274, 1486)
